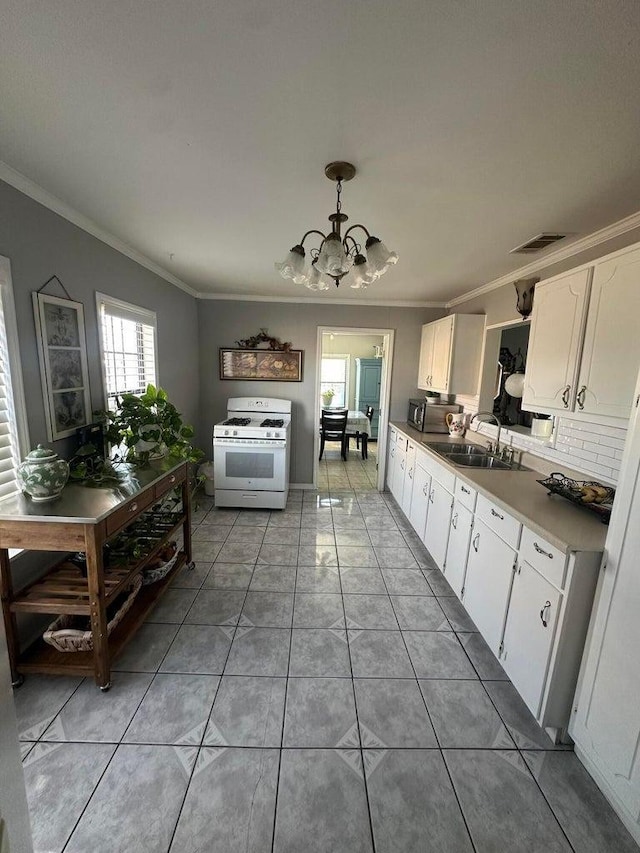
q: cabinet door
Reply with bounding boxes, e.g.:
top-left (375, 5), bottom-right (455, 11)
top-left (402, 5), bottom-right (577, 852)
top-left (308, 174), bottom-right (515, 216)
top-left (444, 501), bottom-right (473, 598)
top-left (418, 323), bottom-right (435, 390)
top-left (358, 360), bottom-right (382, 403)
top-left (430, 316), bottom-right (454, 393)
top-left (401, 444), bottom-right (417, 517)
top-left (386, 435), bottom-right (396, 491)
top-left (409, 463), bottom-right (431, 540)
top-left (501, 561), bottom-right (562, 717)
top-left (577, 246), bottom-right (640, 419)
top-left (391, 445), bottom-right (406, 504)
top-left (462, 519), bottom-right (516, 655)
top-left (522, 269), bottom-right (590, 413)
top-left (423, 480), bottom-right (453, 570)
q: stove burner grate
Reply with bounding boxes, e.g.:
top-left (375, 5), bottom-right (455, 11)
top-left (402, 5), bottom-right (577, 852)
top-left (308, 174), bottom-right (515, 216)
top-left (261, 419), bottom-right (285, 428)
top-left (223, 417), bottom-right (252, 426)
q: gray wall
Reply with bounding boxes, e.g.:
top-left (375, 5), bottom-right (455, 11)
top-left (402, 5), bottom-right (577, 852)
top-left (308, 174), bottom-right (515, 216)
top-left (198, 300), bottom-right (445, 484)
top-left (0, 180), bottom-right (200, 460)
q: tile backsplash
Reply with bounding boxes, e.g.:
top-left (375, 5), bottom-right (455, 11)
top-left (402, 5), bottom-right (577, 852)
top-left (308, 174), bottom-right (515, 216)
top-left (471, 416), bottom-right (626, 485)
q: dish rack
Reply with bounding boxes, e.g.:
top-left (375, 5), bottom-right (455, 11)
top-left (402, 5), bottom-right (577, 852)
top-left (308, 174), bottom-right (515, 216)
top-left (537, 472), bottom-right (615, 524)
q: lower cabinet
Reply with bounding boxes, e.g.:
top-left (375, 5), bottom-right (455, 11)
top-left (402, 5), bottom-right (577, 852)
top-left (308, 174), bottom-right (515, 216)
top-left (443, 501), bottom-right (473, 597)
top-left (408, 462), bottom-right (431, 540)
top-left (501, 561), bottom-right (562, 716)
top-left (401, 442), bottom-right (417, 517)
top-left (423, 479), bottom-right (453, 570)
top-left (462, 519), bottom-right (517, 655)
top-left (391, 443), bottom-right (406, 503)
top-left (386, 431), bottom-right (397, 491)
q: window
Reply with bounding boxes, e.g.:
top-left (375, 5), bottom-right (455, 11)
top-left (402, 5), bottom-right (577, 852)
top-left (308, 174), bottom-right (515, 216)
top-left (321, 355), bottom-right (349, 408)
top-left (96, 294), bottom-right (158, 410)
top-left (0, 257), bottom-right (29, 499)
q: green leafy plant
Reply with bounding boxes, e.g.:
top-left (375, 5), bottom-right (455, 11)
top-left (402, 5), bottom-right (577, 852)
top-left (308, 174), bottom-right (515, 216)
top-left (96, 384), bottom-right (204, 465)
top-left (321, 388), bottom-right (335, 406)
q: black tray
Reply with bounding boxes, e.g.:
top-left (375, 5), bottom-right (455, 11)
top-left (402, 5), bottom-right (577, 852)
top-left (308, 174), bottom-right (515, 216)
top-left (536, 472), bottom-right (615, 524)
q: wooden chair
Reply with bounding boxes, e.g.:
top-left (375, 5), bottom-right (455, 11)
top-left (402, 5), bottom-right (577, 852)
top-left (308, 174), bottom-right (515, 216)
top-left (319, 408), bottom-right (348, 460)
top-left (355, 406), bottom-right (375, 458)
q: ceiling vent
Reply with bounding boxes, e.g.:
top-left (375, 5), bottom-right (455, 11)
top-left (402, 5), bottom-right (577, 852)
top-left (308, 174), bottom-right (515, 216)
top-left (510, 233), bottom-right (567, 254)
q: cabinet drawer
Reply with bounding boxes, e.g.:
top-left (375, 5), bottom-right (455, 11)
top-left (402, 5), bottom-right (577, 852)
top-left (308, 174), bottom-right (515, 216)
top-left (396, 431), bottom-right (407, 449)
top-left (520, 527), bottom-right (567, 589)
top-left (475, 494), bottom-right (521, 549)
top-left (106, 489), bottom-right (154, 536)
top-left (154, 466), bottom-right (186, 500)
top-left (454, 478), bottom-right (477, 512)
top-left (419, 450), bottom-right (455, 493)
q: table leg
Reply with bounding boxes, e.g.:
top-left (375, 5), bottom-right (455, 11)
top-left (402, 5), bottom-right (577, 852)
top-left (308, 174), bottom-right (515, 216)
top-left (362, 436), bottom-right (368, 460)
top-left (85, 527), bottom-right (110, 690)
top-left (0, 549), bottom-right (21, 685)
top-left (182, 465), bottom-right (194, 569)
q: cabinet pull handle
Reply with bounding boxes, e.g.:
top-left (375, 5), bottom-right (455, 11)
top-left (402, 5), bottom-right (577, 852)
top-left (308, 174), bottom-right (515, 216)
top-left (400, 460), bottom-right (405, 470)
top-left (460, 485), bottom-right (471, 495)
top-left (577, 385), bottom-right (587, 410)
top-left (533, 542), bottom-right (553, 559)
top-left (490, 508), bottom-right (504, 520)
top-left (561, 385), bottom-right (571, 408)
top-left (423, 484), bottom-right (429, 496)
top-left (428, 489), bottom-right (435, 504)
top-left (472, 532), bottom-right (480, 552)
top-left (540, 600), bottom-right (552, 627)
top-left (408, 468), bottom-right (413, 479)
top-left (451, 513), bottom-right (458, 529)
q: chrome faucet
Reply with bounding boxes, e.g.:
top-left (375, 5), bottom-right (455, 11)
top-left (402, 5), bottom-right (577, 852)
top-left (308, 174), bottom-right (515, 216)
top-left (470, 411), bottom-right (502, 456)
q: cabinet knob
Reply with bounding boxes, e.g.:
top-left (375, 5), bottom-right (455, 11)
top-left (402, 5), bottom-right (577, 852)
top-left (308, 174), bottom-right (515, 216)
top-left (129, 502), bottom-right (138, 513)
top-left (561, 385), bottom-right (571, 408)
top-left (169, 475), bottom-right (176, 484)
top-left (576, 385), bottom-right (587, 410)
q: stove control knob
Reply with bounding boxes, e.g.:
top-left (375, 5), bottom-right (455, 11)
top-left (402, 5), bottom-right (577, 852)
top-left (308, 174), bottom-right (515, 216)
top-left (266, 431), bottom-right (272, 437)
top-left (233, 430), bottom-right (238, 436)
top-left (274, 431), bottom-right (280, 438)
top-left (224, 430), bottom-right (229, 436)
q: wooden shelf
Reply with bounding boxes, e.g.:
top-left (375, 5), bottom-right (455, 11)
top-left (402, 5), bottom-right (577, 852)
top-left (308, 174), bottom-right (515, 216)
top-left (10, 516), bottom-right (186, 616)
top-left (16, 551), bottom-right (187, 678)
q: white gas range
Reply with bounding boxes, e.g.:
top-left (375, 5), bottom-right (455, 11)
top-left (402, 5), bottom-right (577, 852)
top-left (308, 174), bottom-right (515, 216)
top-left (213, 397), bottom-right (292, 509)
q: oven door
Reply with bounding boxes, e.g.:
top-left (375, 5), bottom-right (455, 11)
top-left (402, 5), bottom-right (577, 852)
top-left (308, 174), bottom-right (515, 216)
top-left (213, 439), bottom-right (287, 491)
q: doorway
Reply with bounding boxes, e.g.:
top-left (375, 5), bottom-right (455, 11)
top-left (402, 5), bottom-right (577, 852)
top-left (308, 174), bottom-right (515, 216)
top-left (314, 327), bottom-right (394, 491)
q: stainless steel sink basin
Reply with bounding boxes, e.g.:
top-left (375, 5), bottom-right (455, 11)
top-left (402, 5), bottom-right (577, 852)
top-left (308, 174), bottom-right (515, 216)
top-left (426, 442), bottom-right (488, 456)
top-left (444, 453), bottom-right (512, 470)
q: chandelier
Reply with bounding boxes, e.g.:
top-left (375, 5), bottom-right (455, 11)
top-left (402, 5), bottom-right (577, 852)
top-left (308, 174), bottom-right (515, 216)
top-left (275, 162), bottom-right (398, 291)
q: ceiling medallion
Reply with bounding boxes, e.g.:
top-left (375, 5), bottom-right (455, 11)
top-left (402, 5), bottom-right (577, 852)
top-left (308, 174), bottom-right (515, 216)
top-left (275, 162), bottom-right (398, 291)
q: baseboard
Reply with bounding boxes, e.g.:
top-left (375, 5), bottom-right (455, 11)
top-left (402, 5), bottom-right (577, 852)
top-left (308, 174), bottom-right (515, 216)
top-left (289, 483), bottom-right (316, 490)
top-left (573, 744), bottom-right (640, 846)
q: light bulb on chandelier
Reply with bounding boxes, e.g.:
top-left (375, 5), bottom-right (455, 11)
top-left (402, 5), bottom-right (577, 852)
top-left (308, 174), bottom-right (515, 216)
top-left (275, 162), bottom-right (398, 291)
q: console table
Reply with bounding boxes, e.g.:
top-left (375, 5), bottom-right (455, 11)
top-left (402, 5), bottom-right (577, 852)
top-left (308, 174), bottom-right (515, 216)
top-left (0, 459), bottom-right (192, 691)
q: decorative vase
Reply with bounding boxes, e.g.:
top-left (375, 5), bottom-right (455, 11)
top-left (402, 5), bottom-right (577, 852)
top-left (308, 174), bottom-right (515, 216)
top-left (17, 445), bottom-right (70, 502)
top-left (321, 393), bottom-right (335, 408)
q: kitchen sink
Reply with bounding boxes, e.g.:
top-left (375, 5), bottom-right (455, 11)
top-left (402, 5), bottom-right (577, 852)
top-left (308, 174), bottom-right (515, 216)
top-left (444, 453), bottom-right (511, 469)
top-left (426, 442), bottom-right (488, 456)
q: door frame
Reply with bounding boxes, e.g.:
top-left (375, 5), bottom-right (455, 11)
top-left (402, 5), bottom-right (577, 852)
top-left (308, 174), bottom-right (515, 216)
top-left (314, 326), bottom-right (395, 491)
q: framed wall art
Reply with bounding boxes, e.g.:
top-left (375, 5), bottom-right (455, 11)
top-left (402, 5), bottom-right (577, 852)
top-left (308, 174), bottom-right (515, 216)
top-left (219, 348), bottom-right (304, 382)
top-left (33, 292), bottom-right (92, 440)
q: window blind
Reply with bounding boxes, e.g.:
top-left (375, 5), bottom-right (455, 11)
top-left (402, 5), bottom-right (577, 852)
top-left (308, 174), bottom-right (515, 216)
top-left (0, 289), bottom-right (22, 498)
top-left (97, 295), bottom-right (157, 410)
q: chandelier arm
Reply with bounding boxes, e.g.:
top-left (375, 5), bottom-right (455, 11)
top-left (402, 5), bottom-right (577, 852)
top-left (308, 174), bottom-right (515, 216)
top-left (343, 223), bottom-right (372, 243)
top-left (343, 234), bottom-right (360, 256)
top-left (300, 229), bottom-right (328, 247)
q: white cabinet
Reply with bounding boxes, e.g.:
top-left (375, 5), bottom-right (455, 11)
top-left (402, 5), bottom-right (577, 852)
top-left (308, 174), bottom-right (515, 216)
top-left (501, 561), bottom-right (562, 716)
top-left (408, 460), bottom-right (431, 540)
top-left (417, 314), bottom-right (485, 395)
top-left (444, 501), bottom-right (473, 598)
top-left (523, 242), bottom-right (640, 422)
top-left (576, 244), bottom-right (640, 420)
top-left (522, 268), bottom-right (590, 413)
top-left (386, 429), bottom-right (397, 491)
top-left (401, 442), bottom-right (417, 517)
top-left (391, 441), bottom-right (406, 504)
top-left (423, 478), bottom-right (453, 570)
top-left (462, 519), bottom-right (516, 655)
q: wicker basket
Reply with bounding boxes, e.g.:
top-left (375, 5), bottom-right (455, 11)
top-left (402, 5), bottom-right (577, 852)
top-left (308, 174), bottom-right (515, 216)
top-left (142, 543), bottom-right (179, 586)
top-left (43, 574), bottom-right (143, 652)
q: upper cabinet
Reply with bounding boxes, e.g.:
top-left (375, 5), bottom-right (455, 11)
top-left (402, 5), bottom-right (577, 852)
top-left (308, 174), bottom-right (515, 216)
top-left (418, 314), bottom-right (485, 395)
top-left (522, 242), bottom-right (640, 422)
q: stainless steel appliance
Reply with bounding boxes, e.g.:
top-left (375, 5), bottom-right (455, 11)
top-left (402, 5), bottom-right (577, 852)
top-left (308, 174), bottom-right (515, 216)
top-left (213, 397), bottom-right (291, 509)
top-left (408, 398), bottom-right (462, 433)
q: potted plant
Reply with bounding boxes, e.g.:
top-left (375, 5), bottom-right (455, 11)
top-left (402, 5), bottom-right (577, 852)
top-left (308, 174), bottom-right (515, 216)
top-left (321, 388), bottom-right (335, 408)
top-left (96, 384), bottom-right (204, 465)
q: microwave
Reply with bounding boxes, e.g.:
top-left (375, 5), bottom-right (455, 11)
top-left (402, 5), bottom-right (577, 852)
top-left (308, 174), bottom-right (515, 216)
top-left (408, 398), bottom-right (462, 433)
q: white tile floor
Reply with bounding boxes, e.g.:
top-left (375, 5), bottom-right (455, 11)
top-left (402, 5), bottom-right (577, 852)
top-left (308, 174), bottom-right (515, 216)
top-left (14, 449), bottom-right (640, 852)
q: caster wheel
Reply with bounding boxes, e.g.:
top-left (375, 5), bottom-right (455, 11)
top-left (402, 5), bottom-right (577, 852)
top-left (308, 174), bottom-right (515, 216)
top-left (12, 675), bottom-right (24, 688)
top-left (187, 561), bottom-right (196, 571)
top-left (99, 682), bottom-right (112, 692)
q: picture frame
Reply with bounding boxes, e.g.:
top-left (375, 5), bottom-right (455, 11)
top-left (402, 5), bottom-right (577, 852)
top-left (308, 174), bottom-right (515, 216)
top-left (219, 348), bottom-right (304, 382)
top-left (32, 292), bottom-right (92, 440)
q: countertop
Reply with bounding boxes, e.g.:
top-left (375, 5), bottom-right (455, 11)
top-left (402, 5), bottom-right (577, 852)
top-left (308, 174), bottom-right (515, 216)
top-left (0, 458), bottom-right (185, 525)
top-left (390, 422), bottom-right (608, 555)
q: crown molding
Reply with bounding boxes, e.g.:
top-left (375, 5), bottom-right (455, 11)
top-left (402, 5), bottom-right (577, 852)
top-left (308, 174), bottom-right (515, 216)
top-left (0, 161), bottom-right (198, 298)
top-left (445, 209), bottom-right (640, 309)
top-left (195, 291), bottom-right (446, 308)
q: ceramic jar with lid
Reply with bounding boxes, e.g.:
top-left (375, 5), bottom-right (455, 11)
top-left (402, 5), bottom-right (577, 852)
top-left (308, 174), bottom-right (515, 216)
top-left (17, 445), bottom-right (70, 502)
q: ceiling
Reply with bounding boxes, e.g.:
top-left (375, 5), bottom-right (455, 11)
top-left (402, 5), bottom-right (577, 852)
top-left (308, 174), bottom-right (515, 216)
top-left (1, 0), bottom-right (640, 305)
